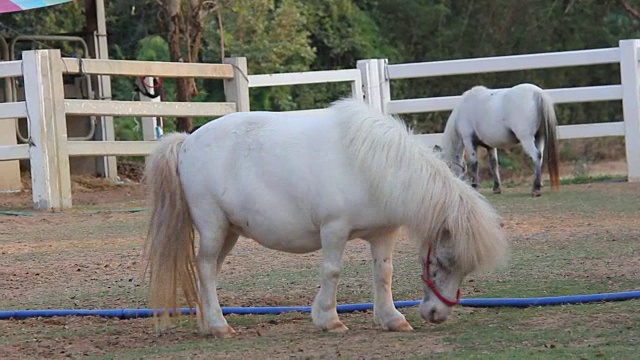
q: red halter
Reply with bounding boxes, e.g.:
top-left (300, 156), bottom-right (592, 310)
top-left (422, 246), bottom-right (462, 307)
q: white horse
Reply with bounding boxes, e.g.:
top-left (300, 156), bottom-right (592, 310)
top-left (143, 98), bottom-right (508, 337)
top-left (436, 83), bottom-right (561, 197)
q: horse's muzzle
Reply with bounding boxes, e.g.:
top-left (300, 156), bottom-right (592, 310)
top-left (419, 299), bottom-right (451, 324)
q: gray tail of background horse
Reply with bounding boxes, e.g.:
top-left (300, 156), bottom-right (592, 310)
top-left (536, 91), bottom-right (561, 190)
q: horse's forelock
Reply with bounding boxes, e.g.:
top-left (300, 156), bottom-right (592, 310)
top-left (445, 183), bottom-right (508, 274)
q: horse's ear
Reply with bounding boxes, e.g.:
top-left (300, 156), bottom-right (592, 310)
top-left (433, 144), bottom-right (442, 153)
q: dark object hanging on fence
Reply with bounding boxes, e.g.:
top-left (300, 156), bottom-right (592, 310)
top-left (133, 76), bottom-right (165, 100)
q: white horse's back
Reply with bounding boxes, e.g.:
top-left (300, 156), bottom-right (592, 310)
top-left (453, 83), bottom-right (546, 148)
top-left (177, 105), bottom-right (393, 252)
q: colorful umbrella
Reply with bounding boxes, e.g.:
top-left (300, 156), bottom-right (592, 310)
top-left (0, 0), bottom-right (73, 14)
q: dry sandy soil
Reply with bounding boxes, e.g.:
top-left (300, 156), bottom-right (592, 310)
top-left (0, 160), bottom-right (638, 359)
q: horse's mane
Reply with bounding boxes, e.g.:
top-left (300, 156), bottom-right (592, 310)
top-left (331, 98), bottom-right (507, 274)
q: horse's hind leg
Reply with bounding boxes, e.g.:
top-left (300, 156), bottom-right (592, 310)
top-left (367, 230), bottom-right (413, 332)
top-left (521, 138), bottom-right (543, 197)
top-left (311, 222), bottom-right (349, 332)
top-left (487, 147), bottom-right (502, 194)
top-left (217, 232), bottom-right (239, 274)
top-left (191, 205), bottom-right (236, 337)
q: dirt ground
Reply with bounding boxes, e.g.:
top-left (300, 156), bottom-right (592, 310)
top-left (1, 160), bottom-right (639, 359)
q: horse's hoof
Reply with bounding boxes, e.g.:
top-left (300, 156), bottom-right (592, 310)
top-left (204, 324), bottom-right (236, 338)
top-left (385, 318), bottom-right (414, 332)
top-left (493, 188), bottom-right (502, 194)
top-left (531, 190), bottom-right (541, 197)
top-left (323, 320), bottom-right (349, 332)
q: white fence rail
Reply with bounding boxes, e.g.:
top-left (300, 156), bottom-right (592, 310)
top-left (0, 59), bottom-right (29, 163)
top-left (387, 85), bottom-right (624, 114)
top-left (386, 47), bottom-right (621, 79)
top-left (1, 39), bottom-right (640, 210)
top-left (64, 99), bottom-right (237, 117)
top-left (366, 39), bottom-right (640, 182)
top-left (248, 68), bottom-right (364, 115)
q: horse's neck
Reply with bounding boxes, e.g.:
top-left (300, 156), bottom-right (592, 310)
top-left (338, 102), bottom-right (455, 230)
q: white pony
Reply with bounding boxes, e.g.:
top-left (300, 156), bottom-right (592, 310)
top-left (143, 98), bottom-right (508, 337)
top-left (437, 83), bottom-right (560, 196)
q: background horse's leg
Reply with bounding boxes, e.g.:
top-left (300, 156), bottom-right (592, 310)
top-left (536, 133), bottom-right (546, 188)
top-left (487, 147), bottom-right (502, 194)
top-left (462, 137), bottom-right (480, 190)
top-left (367, 231), bottom-right (413, 332)
top-left (521, 138), bottom-right (543, 197)
top-left (192, 207), bottom-right (236, 337)
top-left (312, 223), bottom-right (349, 332)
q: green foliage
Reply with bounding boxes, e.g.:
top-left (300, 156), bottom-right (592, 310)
top-left (114, 117), bottom-right (143, 142)
top-left (304, 0), bottom-right (398, 68)
top-left (207, 0), bottom-right (317, 111)
top-left (136, 35), bottom-right (170, 62)
top-left (222, 0), bottom-right (315, 74)
top-left (2, 0), bottom-right (640, 143)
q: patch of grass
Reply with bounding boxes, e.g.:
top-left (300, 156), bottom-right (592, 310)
top-left (560, 174), bottom-right (627, 185)
top-left (486, 184), bottom-right (640, 215)
top-left (1, 284), bottom-right (149, 311)
top-left (219, 267), bottom-right (318, 293)
top-left (415, 300), bottom-right (640, 359)
top-left (478, 173), bottom-right (627, 189)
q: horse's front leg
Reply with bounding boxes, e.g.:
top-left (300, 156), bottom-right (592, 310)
top-left (536, 134), bottom-right (546, 189)
top-left (311, 223), bottom-right (349, 332)
top-left (487, 147), bottom-right (502, 194)
top-left (368, 231), bottom-right (413, 332)
top-left (463, 140), bottom-right (480, 190)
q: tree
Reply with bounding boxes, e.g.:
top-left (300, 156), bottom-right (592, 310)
top-left (208, 0), bottom-right (315, 111)
top-left (621, 0), bottom-right (640, 19)
top-left (157, 0), bottom-right (219, 132)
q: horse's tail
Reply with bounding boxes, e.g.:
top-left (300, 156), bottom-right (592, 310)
top-left (142, 132), bottom-right (200, 324)
top-left (537, 90), bottom-right (561, 190)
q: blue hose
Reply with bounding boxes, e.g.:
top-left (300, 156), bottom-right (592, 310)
top-left (2, 291), bottom-right (639, 320)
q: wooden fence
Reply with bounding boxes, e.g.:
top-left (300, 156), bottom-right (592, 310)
top-left (1, 39), bottom-right (640, 210)
top-left (0, 50), bottom-right (247, 209)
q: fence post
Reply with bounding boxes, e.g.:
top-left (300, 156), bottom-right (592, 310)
top-left (224, 57), bottom-right (250, 112)
top-left (619, 39), bottom-right (640, 182)
top-left (378, 59), bottom-right (391, 114)
top-left (22, 49), bottom-right (72, 210)
top-left (357, 59), bottom-right (382, 112)
top-left (351, 71), bottom-right (365, 102)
